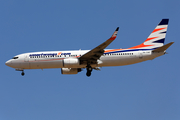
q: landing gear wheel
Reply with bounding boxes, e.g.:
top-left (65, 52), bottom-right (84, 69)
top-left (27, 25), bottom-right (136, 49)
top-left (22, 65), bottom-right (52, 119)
top-left (21, 71), bottom-right (25, 76)
top-left (86, 71), bottom-right (91, 77)
top-left (86, 64), bottom-right (92, 77)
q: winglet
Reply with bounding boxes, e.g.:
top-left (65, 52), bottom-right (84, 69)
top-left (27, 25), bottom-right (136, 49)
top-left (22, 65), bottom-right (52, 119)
top-left (79, 27), bottom-right (119, 63)
top-left (108, 27), bottom-right (119, 40)
top-left (152, 42), bottom-right (174, 52)
top-left (116, 27), bottom-right (119, 31)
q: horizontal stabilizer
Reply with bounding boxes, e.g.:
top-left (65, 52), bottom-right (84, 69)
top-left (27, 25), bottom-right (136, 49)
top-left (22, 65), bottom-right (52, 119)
top-left (152, 42), bottom-right (174, 52)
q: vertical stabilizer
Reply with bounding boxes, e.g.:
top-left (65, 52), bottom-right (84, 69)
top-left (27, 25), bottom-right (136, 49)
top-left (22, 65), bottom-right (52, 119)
top-left (145, 19), bottom-right (169, 47)
top-left (129, 19), bottom-right (169, 50)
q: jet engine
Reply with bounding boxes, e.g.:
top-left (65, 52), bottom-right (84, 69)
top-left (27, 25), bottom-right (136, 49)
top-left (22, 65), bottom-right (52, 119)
top-left (63, 58), bottom-right (79, 68)
top-left (61, 68), bottom-right (82, 74)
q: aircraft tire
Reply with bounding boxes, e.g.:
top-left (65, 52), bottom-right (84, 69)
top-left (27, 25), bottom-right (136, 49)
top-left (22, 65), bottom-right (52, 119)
top-left (86, 71), bottom-right (91, 77)
top-left (21, 72), bottom-right (25, 76)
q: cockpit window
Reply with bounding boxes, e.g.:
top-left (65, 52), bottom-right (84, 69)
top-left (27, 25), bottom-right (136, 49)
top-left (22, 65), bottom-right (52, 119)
top-left (12, 57), bottom-right (19, 59)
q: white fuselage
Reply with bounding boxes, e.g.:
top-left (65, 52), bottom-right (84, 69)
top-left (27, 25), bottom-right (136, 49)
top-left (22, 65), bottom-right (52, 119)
top-left (5, 19), bottom-right (172, 76)
top-left (5, 49), bottom-right (164, 70)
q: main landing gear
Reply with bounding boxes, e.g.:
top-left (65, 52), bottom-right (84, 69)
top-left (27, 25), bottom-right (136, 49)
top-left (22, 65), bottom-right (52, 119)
top-left (86, 64), bottom-right (92, 77)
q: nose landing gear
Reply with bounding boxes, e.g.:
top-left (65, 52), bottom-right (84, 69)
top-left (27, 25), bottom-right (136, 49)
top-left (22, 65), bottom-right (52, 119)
top-left (16, 69), bottom-right (25, 76)
top-left (21, 71), bottom-right (25, 76)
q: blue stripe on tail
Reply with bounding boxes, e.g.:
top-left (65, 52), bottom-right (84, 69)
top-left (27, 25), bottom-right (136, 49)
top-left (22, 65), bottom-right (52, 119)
top-left (158, 19), bottom-right (169, 25)
top-left (153, 38), bottom-right (165, 43)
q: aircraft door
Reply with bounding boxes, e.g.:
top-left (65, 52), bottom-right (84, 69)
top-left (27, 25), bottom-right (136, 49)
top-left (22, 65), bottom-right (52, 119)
top-left (139, 51), bottom-right (143, 59)
top-left (21, 55), bottom-right (30, 69)
top-left (24, 55), bottom-right (29, 62)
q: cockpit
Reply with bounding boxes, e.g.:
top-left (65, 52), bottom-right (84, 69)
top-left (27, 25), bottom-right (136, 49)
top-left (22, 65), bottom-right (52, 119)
top-left (5, 56), bottom-right (21, 70)
top-left (12, 56), bottom-right (19, 59)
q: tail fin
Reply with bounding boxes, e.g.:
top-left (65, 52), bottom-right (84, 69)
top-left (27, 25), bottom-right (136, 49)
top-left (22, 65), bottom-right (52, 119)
top-left (129, 19), bottom-right (169, 50)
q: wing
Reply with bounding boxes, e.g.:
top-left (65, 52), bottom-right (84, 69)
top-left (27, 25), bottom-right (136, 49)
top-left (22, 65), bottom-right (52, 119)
top-left (79, 27), bottom-right (119, 65)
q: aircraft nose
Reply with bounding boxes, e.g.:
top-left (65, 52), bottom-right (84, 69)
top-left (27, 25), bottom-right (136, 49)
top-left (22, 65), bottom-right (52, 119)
top-left (5, 60), bottom-right (12, 67)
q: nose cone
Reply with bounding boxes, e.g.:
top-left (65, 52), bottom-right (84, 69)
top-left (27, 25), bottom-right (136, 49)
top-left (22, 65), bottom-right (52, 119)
top-left (5, 60), bottom-right (12, 67)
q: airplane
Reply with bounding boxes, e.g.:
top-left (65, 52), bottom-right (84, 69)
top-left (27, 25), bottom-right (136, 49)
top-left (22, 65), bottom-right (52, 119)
top-left (5, 19), bottom-right (174, 77)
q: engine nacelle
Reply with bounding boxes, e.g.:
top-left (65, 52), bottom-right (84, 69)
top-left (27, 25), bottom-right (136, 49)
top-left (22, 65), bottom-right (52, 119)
top-left (63, 58), bottom-right (79, 68)
top-left (61, 68), bottom-right (82, 74)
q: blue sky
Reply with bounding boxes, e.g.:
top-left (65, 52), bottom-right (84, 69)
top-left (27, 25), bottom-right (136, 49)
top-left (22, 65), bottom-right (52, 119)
top-left (0, 0), bottom-right (180, 120)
